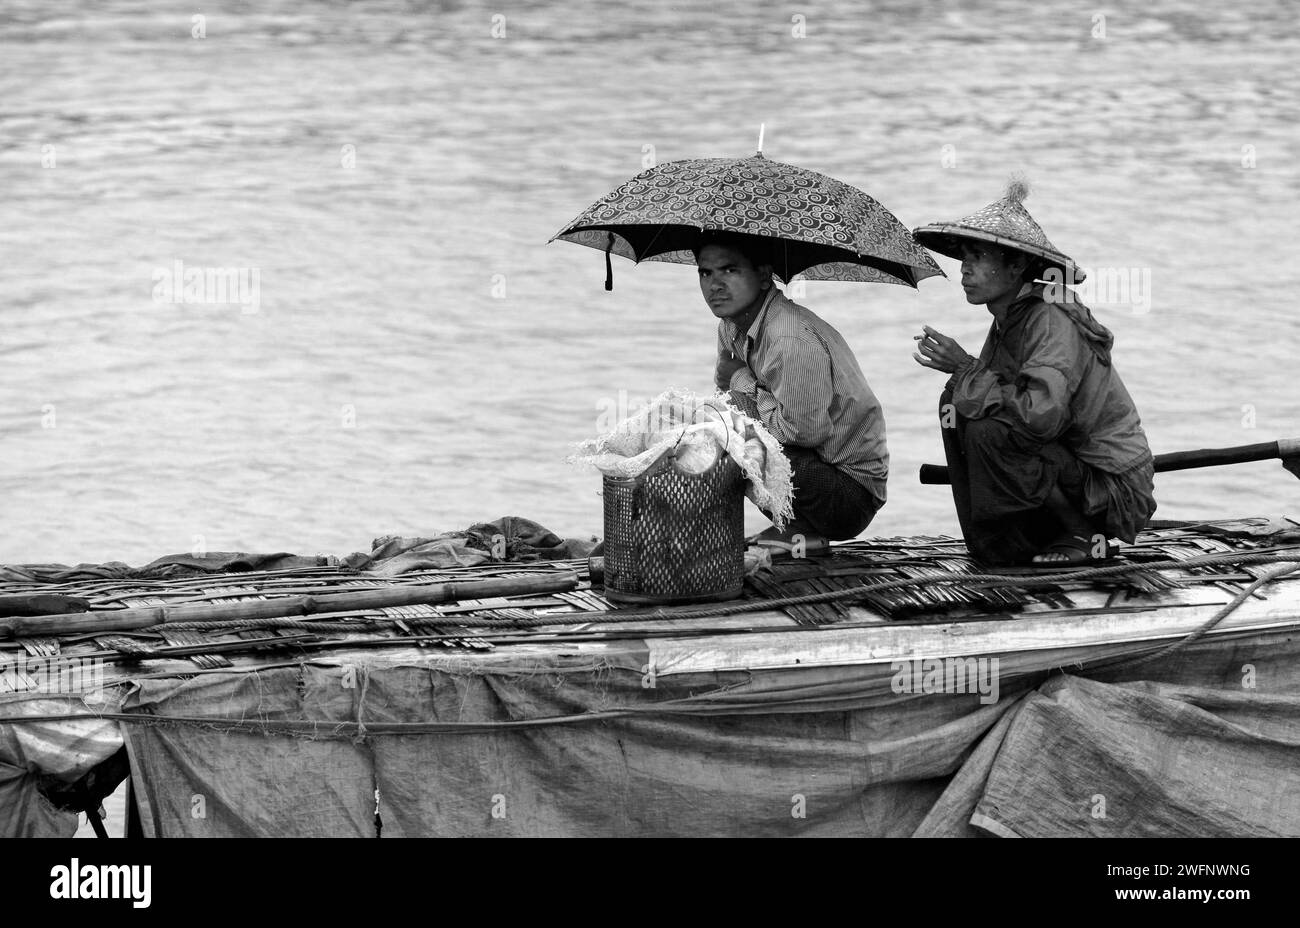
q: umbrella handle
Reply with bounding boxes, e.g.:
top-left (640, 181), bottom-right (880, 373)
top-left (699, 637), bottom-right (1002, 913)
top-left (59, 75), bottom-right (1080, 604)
top-left (604, 233), bottom-right (614, 291)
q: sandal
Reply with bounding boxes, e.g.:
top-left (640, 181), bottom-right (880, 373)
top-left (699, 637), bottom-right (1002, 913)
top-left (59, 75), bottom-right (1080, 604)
top-left (1029, 534), bottom-right (1113, 568)
top-left (748, 527), bottom-right (831, 559)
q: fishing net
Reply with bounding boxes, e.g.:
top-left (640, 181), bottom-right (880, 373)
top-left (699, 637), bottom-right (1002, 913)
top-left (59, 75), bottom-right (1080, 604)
top-left (569, 388), bottom-right (795, 530)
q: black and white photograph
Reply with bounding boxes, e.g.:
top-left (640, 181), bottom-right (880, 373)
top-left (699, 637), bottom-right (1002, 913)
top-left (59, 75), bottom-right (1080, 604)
top-left (0, 0), bottom-right (1296, 875)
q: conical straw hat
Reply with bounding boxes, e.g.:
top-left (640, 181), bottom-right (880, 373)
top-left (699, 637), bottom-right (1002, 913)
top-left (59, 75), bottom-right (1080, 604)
top-left (913, 179), bottom-right (1086, 283)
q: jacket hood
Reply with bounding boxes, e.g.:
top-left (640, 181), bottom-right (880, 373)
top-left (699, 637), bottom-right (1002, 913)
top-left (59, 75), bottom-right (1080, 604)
top-left (1023, 285), bottom-right (1114, 365)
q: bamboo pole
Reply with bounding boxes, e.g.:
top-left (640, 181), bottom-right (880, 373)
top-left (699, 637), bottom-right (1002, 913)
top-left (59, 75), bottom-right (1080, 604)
top-left (919, 437), bottom-right (1300, 485)
top-left (0, 593), bottom-right (91, 617)
top-left (0, 572), bottom-right (579, 639)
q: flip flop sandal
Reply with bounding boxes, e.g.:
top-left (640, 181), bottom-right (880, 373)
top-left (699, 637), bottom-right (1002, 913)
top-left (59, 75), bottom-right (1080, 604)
top-left (751, 536), bottom-right (831, 559)
top-left (1028, 534), bottom-right (1113, 569)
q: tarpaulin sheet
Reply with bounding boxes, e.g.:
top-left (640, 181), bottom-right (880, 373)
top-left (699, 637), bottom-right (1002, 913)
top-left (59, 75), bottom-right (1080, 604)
top-left (917, 631), bottom-right (1300, 837)
top-left (975, 678), bottom-right (1299, 837)
top-left (103, 626), bottom-right (1300, 838)
top-left (0, 692), bottom-right (126, 838)
top-left (0, 759), bottom-right (78, 837)
top-left (0, 516), bottom-right (596, 582)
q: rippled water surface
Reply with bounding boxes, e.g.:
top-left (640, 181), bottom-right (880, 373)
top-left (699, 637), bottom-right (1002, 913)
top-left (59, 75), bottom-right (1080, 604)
top-left (3, 0), bottom-right (1298, 564)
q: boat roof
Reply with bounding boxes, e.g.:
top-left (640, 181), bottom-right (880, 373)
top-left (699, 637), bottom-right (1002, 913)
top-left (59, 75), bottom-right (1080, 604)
top-left (3, 517), bottom-right (1299, 687)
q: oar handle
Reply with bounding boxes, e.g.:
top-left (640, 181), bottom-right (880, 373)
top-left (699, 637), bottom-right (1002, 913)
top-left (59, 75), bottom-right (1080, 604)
top-left (919, 438), bottom-right (1300, 485)
top-left (918, 463), bottom-right (952, 485)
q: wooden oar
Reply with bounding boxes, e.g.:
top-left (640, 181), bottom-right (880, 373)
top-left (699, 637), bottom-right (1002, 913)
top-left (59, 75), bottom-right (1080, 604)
top-left (919, 438), bottom-right (1300, 485)
top-left (0, 572), bottom-right (579, 639)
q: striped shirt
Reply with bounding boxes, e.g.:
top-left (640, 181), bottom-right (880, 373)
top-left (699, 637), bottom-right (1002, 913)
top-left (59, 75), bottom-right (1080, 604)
top-left (719, 287), bottom-right (888, 503)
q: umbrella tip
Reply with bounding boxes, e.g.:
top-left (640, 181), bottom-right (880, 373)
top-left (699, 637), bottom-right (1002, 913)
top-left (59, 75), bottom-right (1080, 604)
top-left (756, 122), bottom-right (765, 156)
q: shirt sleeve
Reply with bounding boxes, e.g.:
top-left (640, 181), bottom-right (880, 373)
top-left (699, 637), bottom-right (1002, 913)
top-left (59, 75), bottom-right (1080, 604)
top-left (730, 334), bottom-right (834, 447)
top-left (727, 385), bottom-right (762, 421)
top-left (947, 306), bottom-right (1081, 443)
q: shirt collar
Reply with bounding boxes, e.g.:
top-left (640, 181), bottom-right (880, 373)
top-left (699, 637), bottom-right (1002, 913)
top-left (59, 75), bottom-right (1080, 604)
top-left (1011, 281), bottom-right (1051, 315)
top-left (991, 282), bottom-right (1038, 326)
top-left (735, 285), bottom-right (781, 343)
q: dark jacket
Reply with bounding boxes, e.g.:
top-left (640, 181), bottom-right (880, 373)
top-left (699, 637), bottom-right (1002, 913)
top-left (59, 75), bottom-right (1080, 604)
top-left (947, 285), bottom-right (1153, 477)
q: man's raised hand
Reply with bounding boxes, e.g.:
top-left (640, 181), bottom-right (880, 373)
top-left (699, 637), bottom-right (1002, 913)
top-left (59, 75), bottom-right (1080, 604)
top-left (913, 325), bottom-right (974, 374)
top-left (716, 354), bottom-right (747, 392)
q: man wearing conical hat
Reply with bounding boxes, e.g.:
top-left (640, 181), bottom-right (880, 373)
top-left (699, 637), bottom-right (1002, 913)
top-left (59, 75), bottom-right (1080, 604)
top-left (911, 181), bottom-right (1156, 566)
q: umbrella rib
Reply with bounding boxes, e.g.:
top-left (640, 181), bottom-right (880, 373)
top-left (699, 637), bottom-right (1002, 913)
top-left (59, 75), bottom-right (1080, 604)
top-left (637, 221), bottom-right (682, 263)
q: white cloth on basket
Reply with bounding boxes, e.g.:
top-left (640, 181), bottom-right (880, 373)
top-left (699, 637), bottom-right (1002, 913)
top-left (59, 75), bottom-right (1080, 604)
top-left (569, 387), bottom-right (795, 530)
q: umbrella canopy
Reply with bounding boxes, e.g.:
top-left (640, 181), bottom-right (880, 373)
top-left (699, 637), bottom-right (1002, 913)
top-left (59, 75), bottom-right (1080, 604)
top-left (550, 154), bottom-right (943, 289)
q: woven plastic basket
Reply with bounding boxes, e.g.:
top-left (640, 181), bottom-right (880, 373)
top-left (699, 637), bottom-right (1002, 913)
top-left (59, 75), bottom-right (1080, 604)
top-left (601, 449), bottom-right (746, 606)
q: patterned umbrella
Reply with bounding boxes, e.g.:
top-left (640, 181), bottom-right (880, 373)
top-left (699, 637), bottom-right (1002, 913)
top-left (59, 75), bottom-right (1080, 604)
top-left (550, 154), bottom-right (943, 289)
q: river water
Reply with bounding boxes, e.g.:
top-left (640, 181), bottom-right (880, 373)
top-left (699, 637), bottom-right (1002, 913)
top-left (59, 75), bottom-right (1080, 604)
top-left (2, 0), bottom-right (1298, 566)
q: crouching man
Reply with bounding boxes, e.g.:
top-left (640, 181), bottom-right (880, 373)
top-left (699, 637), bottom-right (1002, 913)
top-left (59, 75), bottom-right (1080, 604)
top-left (912, 183), bottom-right (1156, 566)
top-left (697, 231), bottom-right (887, 553)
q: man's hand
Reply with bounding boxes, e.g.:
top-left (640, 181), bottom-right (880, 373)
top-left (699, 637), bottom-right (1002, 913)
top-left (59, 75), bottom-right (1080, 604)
top-left (913, 325), bottom-right (975, 374)
top-left (716, 354), bottom-right (747, 392)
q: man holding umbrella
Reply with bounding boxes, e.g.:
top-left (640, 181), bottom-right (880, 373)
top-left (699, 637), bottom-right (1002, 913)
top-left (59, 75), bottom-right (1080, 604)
top-left (912, 181), bottom-right (1156, 566)
top-left (553, 149), bottom-right (944, 551)
top-left (700, 232), bottom-right (887, 551)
